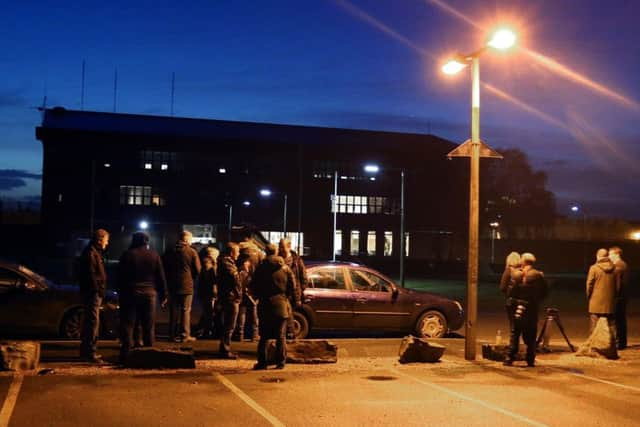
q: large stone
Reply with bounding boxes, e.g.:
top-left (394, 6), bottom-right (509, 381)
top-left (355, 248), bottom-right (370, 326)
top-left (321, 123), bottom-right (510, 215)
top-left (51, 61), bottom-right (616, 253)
top-left (124, 347), bottom-right (196, 369)
top-left (481, 344), bottom-right (524, 362)
top-left (398, 336), bottom-right (445, 364)
top-left (576, 317), bottom-right (619, 360)
top-left (0, 341), bottom-right (40, 371)
top-left (267, 340), bottom-right (338, 364)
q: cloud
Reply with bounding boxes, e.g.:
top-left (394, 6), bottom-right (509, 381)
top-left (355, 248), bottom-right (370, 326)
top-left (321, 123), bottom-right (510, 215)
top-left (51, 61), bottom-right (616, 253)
top-left (0, 169), bottom-right (42, 191)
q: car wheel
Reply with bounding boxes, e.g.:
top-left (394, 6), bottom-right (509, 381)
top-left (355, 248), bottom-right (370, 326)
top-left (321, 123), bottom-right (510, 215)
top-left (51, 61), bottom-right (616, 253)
top-left (60, 307), bottom-right (85, 339)
top-left (415, 310), bottom-right (447, 338)
top-left (292, 311), bottom-right (309, 339)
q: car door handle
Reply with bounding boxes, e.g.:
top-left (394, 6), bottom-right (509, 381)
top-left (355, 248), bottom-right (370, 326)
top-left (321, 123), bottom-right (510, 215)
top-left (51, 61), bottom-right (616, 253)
top-left (356, 298), bottom-right (367, 303)
top-left (304, 296), bottom-right (314, 303)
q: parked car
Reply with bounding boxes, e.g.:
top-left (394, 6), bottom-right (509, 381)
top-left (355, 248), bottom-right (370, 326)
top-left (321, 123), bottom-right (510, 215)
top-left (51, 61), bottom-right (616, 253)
top-left (291, 262), bottom-right (464, 339)
top-left (0, 260), bottom-right (119, 339)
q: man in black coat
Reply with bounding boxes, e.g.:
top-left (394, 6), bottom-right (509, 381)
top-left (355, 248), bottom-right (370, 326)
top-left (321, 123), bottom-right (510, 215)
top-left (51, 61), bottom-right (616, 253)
top-left (504, 252), bottom-right (548, 368)
top-left (164, 231), bottom-right (201, 342)
top-left (117, 232), bottom-right (168, 363)
top-left (217, 242), bottom-right (242, 359)
top-left (78, 228), bottom-right (109, 362)
top-left (251, 244), bottom-right (299, 370)
top-left (279, 238), bottom-right (306, 339)
top-left (609, 246), bottom-right (629, 349)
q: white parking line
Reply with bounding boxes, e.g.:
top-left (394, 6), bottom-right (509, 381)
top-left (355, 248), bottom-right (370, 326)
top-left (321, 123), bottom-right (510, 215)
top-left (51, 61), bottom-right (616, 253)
top-left (390, 368), bottom-right (549, 427)
top-left (214, 373), bottom-right (286, 427)
top-left (552, 368), bottom-right (640, 393)
top-left (0, 374), bottom-right (24, 427)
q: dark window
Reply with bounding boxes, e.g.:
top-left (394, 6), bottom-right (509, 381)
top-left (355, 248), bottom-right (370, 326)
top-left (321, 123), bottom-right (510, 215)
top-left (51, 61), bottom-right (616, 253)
top-left (140, 150), bottom-right (179, 171)
top-left (308, 267), bottom-right (346, 290)
top-left (351, 269), bottom-right (392, 292)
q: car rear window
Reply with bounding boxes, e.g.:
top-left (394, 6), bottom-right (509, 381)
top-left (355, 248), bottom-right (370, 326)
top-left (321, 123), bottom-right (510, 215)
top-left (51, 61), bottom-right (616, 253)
top-left (308, 267), bottom-right (346, 290)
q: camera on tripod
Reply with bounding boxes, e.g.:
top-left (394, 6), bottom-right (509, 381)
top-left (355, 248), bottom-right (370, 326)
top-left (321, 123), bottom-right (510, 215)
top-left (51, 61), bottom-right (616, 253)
top-left (545, 307), bottom-right (559, 316)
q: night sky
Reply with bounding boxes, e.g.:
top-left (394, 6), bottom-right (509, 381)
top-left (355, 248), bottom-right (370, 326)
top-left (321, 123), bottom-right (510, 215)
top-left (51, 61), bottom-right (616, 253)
top-left (1, 0), bottom-right (639, 219)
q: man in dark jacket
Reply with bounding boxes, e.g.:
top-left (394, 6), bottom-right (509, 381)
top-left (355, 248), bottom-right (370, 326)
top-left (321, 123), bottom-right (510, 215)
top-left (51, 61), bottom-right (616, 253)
top-left (118, 232), bottom-right (168, 363)
top-left (504, 252), bottom-right (547, 368)
top-left (164, 231), bottom-right (201, 342)
top-left (609, 246), bottom-right (629, 349)
top-left (251, 244), bottom-right (299, 370)
top-left (217, 242), bottom-right (242, 358)
top-left (78, 228), bottom-right (109, 362)
top-left (587, 248), bottom-right (619, 333)
top-left (279, 238), bottom-right (306, 339)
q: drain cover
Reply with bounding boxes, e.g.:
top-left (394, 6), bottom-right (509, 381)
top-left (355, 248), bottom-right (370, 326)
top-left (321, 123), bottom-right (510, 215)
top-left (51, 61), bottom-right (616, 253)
top-left (259, 377), bottom-right (286, 383)
top-left (366, 375), bottom-right (397, 381)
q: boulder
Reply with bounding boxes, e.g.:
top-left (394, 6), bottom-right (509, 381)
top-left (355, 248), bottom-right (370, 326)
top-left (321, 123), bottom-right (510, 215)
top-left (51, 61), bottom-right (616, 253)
top-left (398, 336), bottom-right (445, 364)
top-left (576, 317), bottom-right (619, 360)
top-left (481, 344), bottom-right (524, 362)
top-left (123, 347), bottom-right (196, 369)
top-left (267, 340), bottom-right (338, 364)
top-left (0, 341), bottom-right (40, 371)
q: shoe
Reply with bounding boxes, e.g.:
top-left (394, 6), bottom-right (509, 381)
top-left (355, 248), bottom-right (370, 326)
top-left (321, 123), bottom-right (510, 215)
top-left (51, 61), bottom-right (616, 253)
top-left (527, 361), bottom-right (535, 367)
top-left (220, 352), bottom-right (238, 360)
top-left (503, 359), bottom-right (513, 366)
top-left (275, 363), bottom-right (285, 370)
top-left (183, 336), bottom-right (197, 342)
top-left (253, 363), bottom-right (268, 370)
top-left (86, 354), bottom-right (104, 364)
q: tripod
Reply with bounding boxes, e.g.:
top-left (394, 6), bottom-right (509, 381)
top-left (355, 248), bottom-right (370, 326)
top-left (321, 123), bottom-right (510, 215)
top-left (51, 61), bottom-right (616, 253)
top-left (536, 307), bottom-right (575, 352)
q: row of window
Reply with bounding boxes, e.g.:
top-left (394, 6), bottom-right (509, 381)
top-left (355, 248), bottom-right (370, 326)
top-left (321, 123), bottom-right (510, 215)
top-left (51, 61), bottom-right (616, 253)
top-left (331, 195), bottom-right (396, 215)
top-left (119, 186), bottom-right (166, 206)
top-left (334, 230), bottom-right (409, 257)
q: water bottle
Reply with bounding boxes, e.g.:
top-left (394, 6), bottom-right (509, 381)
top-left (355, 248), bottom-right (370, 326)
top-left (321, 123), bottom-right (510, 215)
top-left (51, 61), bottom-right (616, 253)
top-left (496, 329), bottom-right (502, 345)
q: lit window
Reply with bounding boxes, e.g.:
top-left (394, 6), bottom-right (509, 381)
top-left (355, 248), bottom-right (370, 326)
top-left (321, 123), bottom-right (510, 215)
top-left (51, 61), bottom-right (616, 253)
top-left (367, 231), bottom-right (376, 256)
top-left (384, 231), bottom-right (393, 256)
top-left (120, 185), bottom-right (166, 206)
top-left (404, 233), bottom-right (410, 257)
top-left (144, 163), bottom-right (152, 170)
top-left (350, 230), bottom-right (360, 256)
top-left (335, 230), bottom-right (342, 256)
top-left (161, 163), bottom-right (168, 171)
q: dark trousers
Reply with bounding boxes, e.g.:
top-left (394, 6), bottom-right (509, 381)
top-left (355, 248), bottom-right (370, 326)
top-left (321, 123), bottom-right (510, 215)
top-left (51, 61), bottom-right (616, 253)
top-left (257, 318), bottom-right (288, 366)
top-left (80, 291), bottom-right (102, 356)
top-left (197, 296), bottom-right (215, 336)
top-left (219, 301), bottom-right (240, 355)
top-left (507, 308), bottom-right (538, 365)
top-left (169, 294), bottom-right (193, 340)
top-left (120, 288), bottom-right (157, 358)
top-left (237, 300), bottom-right (259, 339)
top-left (616, 299), bottom-right (627, 349)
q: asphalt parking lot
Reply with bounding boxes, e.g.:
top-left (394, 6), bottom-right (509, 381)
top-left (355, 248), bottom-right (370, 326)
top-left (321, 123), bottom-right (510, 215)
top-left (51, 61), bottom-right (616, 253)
top-left (2, 338), bottom-right (640, 427)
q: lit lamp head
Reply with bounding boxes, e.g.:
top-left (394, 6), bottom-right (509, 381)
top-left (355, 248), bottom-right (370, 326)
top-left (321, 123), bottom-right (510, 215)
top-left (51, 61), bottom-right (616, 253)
top-left (363, 164), bottom-right (380, 174)
top-left (442, 58), bottom-right (467, 75)
top-left (631, 231), bottom-right (640, 241)
top-left (139, 220), bottom-right (149, 230)
top-left (571, 205), bottom-right (580, 213)
top-left (243, 200), bottom-right (251, 206)
top-left (259, 189), bottom-right (272, 197)
top-left (487, 28), bottom-right (517, 50)
top-left (489, 222), bottom-right (500, 228)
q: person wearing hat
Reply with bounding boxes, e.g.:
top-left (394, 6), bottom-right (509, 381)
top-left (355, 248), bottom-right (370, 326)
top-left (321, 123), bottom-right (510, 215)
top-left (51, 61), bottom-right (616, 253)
top-left (504, 252), bottom-right (548, 367)
top-left (117, 231), bottom-right (168, 363)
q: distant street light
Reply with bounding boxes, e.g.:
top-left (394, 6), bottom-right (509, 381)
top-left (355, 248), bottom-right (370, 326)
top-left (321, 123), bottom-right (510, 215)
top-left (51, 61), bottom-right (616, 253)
top-left (570, 204), bottom-right (587, 270)
top-left (260, 188), bottom-right (288, 236)
top-left (489, 221), bottom-right (500, 264)
top-left (442, 26), bottom-right (516, 361)
top-left (364, 163), bottom-right (406, 287)
top-left (139, 220), bottom-right (149, 230)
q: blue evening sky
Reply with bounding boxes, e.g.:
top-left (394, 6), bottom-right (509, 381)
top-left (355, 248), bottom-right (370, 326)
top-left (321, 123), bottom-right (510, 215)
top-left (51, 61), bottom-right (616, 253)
top-left (1, 0), bottom-right (639, 218)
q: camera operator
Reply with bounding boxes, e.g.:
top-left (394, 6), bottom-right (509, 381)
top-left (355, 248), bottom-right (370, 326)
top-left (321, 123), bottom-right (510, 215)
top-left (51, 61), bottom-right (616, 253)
top-left (504, 252), bottom-right (548, 367)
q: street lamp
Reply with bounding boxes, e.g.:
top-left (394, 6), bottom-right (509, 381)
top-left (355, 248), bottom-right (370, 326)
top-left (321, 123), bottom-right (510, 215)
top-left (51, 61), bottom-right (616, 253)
top-left (489, 221), bottom-right (500, 264)
top-left (138, 220), bottom-right (149, 230)
top-left (364, 163), bottom-right (406, 288)
top-left (442, 27), bottom-right (516, 361)
top-left (260, 188), bottom-right (288, 236)
top-left (570, 204), bottom-right (587, 270)
top-left (226, 200), bottom-right (252, 232)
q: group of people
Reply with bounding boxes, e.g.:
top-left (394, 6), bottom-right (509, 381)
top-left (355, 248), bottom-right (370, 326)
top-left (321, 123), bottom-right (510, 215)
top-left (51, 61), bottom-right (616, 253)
top-left (499, 246), bottom-right (630, 367)
top-left (76, 228), bottom-right (308, 369)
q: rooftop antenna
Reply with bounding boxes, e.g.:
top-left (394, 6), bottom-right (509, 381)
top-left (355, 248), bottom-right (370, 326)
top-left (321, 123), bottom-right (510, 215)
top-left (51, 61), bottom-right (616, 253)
top-left (113, 68), bottom-right (118, 112)
top-left (170, 72), bottom-right (175, 116)
top-left (80, 59), bottom-right (86, 111)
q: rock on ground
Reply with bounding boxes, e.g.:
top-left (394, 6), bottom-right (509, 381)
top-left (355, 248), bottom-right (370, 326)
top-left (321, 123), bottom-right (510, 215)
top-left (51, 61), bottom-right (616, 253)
top-left (0, 341), bottom-right (40, 371)
top-left (398, 336), bottom-right (445, 364)
top-left (576, 317), bottom-right (619, 360)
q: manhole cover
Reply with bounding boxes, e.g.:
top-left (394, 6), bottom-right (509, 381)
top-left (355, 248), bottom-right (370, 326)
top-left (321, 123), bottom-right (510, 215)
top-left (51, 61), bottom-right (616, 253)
top-left (259, 377), bottom-right (286, 383)
top-left (366, 375), bottom-right (397, 381)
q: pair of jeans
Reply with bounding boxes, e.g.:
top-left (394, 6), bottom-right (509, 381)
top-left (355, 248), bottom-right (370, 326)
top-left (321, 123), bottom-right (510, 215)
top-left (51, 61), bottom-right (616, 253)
top-left (169, 294), bottom-right (193, 340)
top-left (197, 296), bottom-right (215, 336)
top-left (219, 301), bottom-right (240, 355)
top-left (80, 291), bottom-right (102, 356)
top-left (120, 288), bottom-right (157, 358)
top-left (237, 300), bottom-right (259, 339)
top-left (257, 318), bottom-right (287, 366)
